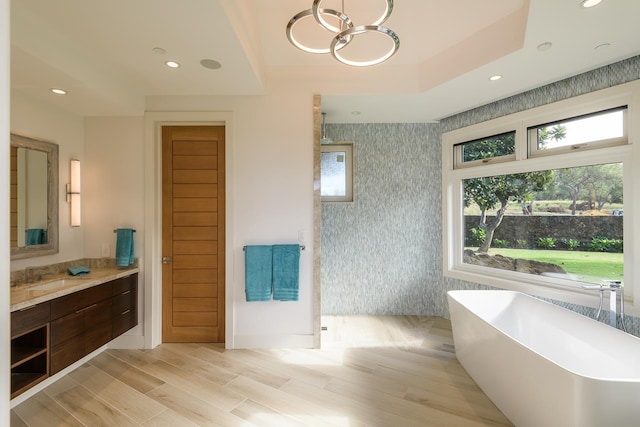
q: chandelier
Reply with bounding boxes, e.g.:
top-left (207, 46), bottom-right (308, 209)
top-left (286, 0), bottom-right (400, 67)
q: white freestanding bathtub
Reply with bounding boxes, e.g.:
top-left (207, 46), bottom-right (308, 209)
top-left (447, 290), bottom-right (640, 427)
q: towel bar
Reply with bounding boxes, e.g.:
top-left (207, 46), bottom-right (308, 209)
top-left (243, 245), bottom-right (305, 251)
top-left (113, 229), bottom-right (136, 233)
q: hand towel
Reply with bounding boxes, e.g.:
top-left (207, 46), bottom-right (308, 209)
top-left (68, 265), bottom-right (91, 276)
top-left (245, 245), bottom-right (273, 302)
top-left (115, 228), bottom-right (135, 267)
top-left (25, 228), bottom-right (45, 246)
top-left (272, 244), bottom-right (300, 301)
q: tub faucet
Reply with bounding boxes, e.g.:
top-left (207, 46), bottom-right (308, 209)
top-left (582, 280), bottom-right (627, 332)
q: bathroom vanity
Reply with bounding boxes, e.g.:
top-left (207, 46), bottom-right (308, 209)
top-left (10, 269), bottom-right (138, 399)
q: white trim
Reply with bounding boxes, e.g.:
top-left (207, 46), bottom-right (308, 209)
top-left (107, 333), bottom-right (145, 349)
top-left (233, 334), bottom-right (315, 349)
top-left (442, 80), bottom-right (640, 315)
top-left (143, 111), bottom-right (235, 349)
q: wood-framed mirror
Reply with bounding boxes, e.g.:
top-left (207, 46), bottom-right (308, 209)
top-left (10, 133), bottom-right (59, 260)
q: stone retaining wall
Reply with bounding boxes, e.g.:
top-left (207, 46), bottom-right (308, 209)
top-left (464, 215), bottom-right (623, 248)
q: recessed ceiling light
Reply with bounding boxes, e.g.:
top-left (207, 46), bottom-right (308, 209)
top-left (200, 59), bottom-right (222, 70)
top-left (580, 0), bottom-right (602, 8)
top-left (537, 42), bottom-right (553, 52)
top-left (489, 75), bottom-right (502, 81)
top-left (51, 88), bottom-right (67, 95)
top-left (165, 61), bottom-right (180, 68)
top-left (152, 47), bottom-right (166, 54)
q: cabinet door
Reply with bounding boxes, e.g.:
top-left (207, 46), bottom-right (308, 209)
top-left (50, 311), bottom-right (84, 347)
top-left (85, 299), bottom-right (112, 352)
top-left (50, 334), bottom-right (84, 375)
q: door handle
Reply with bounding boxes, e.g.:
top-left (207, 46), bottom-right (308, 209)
top-left (162, 257), bottom-right (172, 264)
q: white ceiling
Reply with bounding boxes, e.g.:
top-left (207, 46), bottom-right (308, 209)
top-left (10, 0), bottom-right (640, 123)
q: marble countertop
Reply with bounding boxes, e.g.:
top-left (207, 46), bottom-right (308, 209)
top-left (11, 267), bottom-right (139, 312)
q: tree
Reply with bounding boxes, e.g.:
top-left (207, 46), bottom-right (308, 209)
top-left (463, 132), bottom-right (556, 253)
top-left (537, 125), bottom-right (567, 149)
top-left (465, 171), bottom-right (552, 252)
top-left (553, 163), bottom-right (623, 213)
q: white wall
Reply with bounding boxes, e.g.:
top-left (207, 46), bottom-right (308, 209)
top-left (83, 117), bottom-right (144, 259)
top-left (1, 0), bottom-right (11, 418)
top-left (10, 84), bottom-right (317, 349)
top-left (146, 88), bottom-right (316, 347)
top-left (84, 117), bottom-right (145, 343)
top-left (10, 92), bottom-right (85, 271)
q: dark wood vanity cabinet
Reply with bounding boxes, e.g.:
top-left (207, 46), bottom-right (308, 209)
top-left (111, 274), bottom-right (138, 338)
top-left (10, 302), bottom-right (51, 399)
top-left (50, 283), bottom-right (113, 374)
top-left (11, 272), bottom-right (139, 396)
top-left (50, 274), bottom-right (139, 375)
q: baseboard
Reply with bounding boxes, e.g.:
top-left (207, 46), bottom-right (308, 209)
top-left (232, 334), bottom-right (315, 349)
top-left (108, 333), bottom-right (145, 349)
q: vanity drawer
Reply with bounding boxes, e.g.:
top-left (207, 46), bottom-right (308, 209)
top-left (11, 302), bottom-right (51, 337)
top-left (111, 274), bottom-right (136, 296)
top-left (112, 285), bottom-right (137, 338)
top-left (51, 282), bottom-right (112, 319)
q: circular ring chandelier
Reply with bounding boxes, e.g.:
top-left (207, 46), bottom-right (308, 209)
top-left (286, 0), bottom-right (399, 66)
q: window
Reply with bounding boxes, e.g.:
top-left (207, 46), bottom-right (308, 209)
top-left (528, 106), bottom-right (627, 157)
top-left (321, 143), bottom-right (353, 202)
top-left (454, 131), bottom-right (515, 168)
top-left (463, 163), bottom-right (623, 285)
top-left (442, 82), bottom-right (637, 302)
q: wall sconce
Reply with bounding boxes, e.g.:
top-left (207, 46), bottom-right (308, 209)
top-left (66, 159), bottom-right (81, 227)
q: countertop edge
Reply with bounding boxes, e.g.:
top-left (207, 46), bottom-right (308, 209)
top-left (10, 267), bottom-right (140, 312)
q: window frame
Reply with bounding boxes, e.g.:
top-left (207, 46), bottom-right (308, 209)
top-left (527, 106), bottom-right (628, 158)
top-left (442, 81), bottom-right (640, 314)
top-left (321, 142), bottom-right (354, 203)
top-left (453, 130), bottom-right (516, 168)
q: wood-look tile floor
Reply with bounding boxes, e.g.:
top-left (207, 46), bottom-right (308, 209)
top-left (11, 316), bottom-right (513, 426)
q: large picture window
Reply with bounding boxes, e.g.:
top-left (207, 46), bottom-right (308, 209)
top-left (463, 163), bottom-right (623, 285)
top-left (442, 82), bottom-right (637, 303)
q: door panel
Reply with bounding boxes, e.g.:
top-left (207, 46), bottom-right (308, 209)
top-left (162, 125), bottom-right (225, 343)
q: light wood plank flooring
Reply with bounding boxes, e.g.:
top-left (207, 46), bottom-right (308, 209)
top-left (11, 316), bottom-right (512, 426)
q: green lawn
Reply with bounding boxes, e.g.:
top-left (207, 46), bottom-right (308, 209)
top-left (483, 248), bottom-right (623, 284)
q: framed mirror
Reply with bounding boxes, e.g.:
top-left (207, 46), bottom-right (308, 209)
top-left (10, 133), bottom-right (59, 260)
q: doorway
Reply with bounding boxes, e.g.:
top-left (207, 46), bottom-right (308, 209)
top-left (161, 125), bottom-right (225, 342)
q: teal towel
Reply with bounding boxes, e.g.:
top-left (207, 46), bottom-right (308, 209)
top-left (245, 245), bottom-right (273, 302)
top-left (115, 228), bottom-right (135, 267)
top-left (25, 229), bottom-right (45, 246)
top-left (68, 265), bottom-right (91, 276)
top-left (272, 244), bottom-right (300, 301)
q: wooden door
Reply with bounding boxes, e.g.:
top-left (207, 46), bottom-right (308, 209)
top-left (162, 126), bottom-right (225, 342)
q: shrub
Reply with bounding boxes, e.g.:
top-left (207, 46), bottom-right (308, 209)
top-left (466, 227), bottom-right (486, 246)
top-left (585, 236), bottom-right (623, 253)
top-left (536, 237), bottom-right (556, 249)
top-left (493, 238), bottom-right (509, 248)
top-left (561, 238), bottom-right (580, 251)
top-left (516, 239), bottom-right (528, 249)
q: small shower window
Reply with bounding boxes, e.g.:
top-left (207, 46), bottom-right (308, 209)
top-left (321, 143), bottom-right (353, 202)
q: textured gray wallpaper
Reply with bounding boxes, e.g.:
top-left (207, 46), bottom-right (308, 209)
top-left (321, 124), bottom-right (442, 314)
top-left (321, 55), bottom-right (640, 332)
